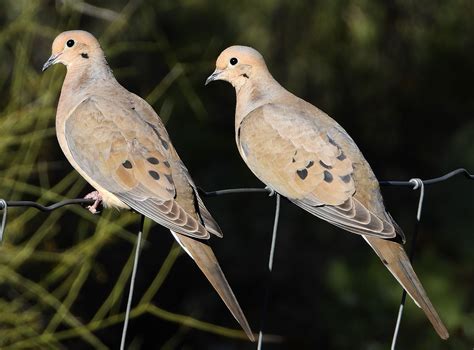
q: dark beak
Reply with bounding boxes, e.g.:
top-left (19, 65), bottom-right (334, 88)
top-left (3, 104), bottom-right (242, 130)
top-left (205, 69), bottom-right (222, 86)
top-left (42, 53), bottom-right (61, 72)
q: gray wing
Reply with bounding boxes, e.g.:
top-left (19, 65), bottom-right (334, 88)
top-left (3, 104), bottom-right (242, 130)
top-left (239, 103), bottom-right (397, 238)
top-left (65, 97), bottom-right (209, 239)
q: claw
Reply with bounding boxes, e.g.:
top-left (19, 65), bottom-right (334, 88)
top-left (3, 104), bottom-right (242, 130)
top-left (84, 191), bottom-right (103, 214)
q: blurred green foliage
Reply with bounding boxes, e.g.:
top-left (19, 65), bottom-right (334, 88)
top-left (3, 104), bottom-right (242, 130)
top-left (0, 0), bottom-right (473, 349)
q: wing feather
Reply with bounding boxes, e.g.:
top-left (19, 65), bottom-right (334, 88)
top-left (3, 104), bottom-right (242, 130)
top-left (65, 97), bottom-right (209, 239)
top-left (239, 104), bottom-right (396, 239)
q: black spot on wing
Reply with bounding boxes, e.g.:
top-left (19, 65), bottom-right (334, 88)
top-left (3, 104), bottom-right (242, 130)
top-left (148, 170), bottom-right (160, 180)
top-left (337, 151), bottom-right (346, 161)
top-left (122, 160), bottom-right (133, 169)
top-left (297, 169), bottom-right (308, 180)
top-left (165, 174), bottom-right (174, 185)
top-left (146, 122), bottom-right (170, 152)
top-left (81, 53), bottom-right (89, 59)
top-left (292, 150), bottom-right (299, 163)
top-left (327, 135), bottom-right (347, 161)
top-left (147, 122), bottom-right (161, 137)
top-left (147, 157), bottom-right (159, 165)
top-left (163, 161), bottom-right (171, 168)
top-left (318, 160), bottom-right (332, 169)
top-left (328, 136), bottom-right (338, 147)
top-left (306, 160), bottom-right (315, 168)
top-left (323, 170), bottom-right (333, 183)
top-left (340, 174), bottom-right (351, 183)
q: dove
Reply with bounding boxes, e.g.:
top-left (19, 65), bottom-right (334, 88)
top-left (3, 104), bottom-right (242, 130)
top-left (42, 31), bottom-right (254, 341)
top-left (206, 46), bottom-right (448, 339)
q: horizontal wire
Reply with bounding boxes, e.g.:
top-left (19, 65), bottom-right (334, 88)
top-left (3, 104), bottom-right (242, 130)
top-left (0, 168), bottom-right (472, 211)
top-left (0, 167), bottom-right (471, 348)
top-left (379, 168), bottom-right (474, 186)
top-left (198, 187), bottom-right (269, 197)
top-left (0, 198), bottom-right (95, 211)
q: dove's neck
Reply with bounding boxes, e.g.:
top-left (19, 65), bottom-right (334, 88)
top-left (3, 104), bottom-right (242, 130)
top-left (235, 71), bottom-right (285, 127)
top-left (57, 58), bottom-right (116, 120)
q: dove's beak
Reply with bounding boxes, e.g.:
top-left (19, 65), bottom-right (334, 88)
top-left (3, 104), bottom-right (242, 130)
top-left (42, 53), bottom-right (62, 72)
top-left (205, 69), bottom-right (223, 86)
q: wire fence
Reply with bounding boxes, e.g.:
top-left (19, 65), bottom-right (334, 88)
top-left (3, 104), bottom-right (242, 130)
top-left (0, 168), bottom-right (473, 348)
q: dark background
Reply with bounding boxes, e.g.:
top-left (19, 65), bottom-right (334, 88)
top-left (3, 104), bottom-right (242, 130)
top-left (0, 0), bottom-right (473, 349)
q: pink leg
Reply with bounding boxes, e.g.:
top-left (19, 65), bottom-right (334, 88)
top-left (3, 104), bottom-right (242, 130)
top-left (84, 191), bottom-right (103, 214)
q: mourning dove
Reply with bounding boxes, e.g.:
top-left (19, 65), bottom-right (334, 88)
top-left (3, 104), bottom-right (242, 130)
top-left (42, 31), bottom-right (254, 341)
top-left (206, 46), bottom-right (449, 339)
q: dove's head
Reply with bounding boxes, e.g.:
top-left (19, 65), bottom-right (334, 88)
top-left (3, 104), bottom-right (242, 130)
top-left (42, 30), bottom-right (103, 72)
top-left (206, 46), bottom-right (268, 89)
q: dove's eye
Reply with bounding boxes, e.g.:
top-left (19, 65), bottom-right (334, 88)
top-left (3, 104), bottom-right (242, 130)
top-left (66, 39), bottom-right (75, 48)
top-left (230, 57), bottom-right (238, 65)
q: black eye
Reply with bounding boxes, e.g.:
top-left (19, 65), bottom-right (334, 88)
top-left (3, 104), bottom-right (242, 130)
top-left (66, 39), bottom-right (75, 48)
top-left (230, 57), bottom-right (238, 65)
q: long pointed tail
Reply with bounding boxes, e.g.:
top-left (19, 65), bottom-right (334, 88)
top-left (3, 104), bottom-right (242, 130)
top-left (364, 236), bottom-right (449, 339)
top-left (171, 231), bottom-right (255, 341)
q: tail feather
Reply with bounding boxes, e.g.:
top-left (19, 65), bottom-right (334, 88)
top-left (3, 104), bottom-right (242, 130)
top-left (171, 231), bottom-right (255, 341)
top-left (364, 236), bottom-right (449, 340)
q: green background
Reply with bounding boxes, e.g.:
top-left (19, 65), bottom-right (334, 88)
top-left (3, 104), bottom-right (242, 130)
top-left (0, 0), bottom-right (472, 349)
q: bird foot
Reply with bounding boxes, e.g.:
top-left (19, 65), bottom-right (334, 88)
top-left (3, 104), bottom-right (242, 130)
top-left (84, 191), bottom-right (103, 214)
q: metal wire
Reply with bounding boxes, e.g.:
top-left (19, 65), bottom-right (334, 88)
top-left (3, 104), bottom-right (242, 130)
top-left (0, 167), bottom-right (470, 214)
top-left (391, 179), bottom-right (425, 350)
top-left (268, 194), bottom-right (281, 272)
top-left (198, 187), bottom-right (270, 197)
top-left (0, 198), bottom-right (94, 244)
top-left (257, 194), bottom-right (281, 350)
top-left (0, 167), bottom-right (472, 348)
top-left (120, 214), bottom-right (145, 350)
top-left (379, 168), bottom-right (474, 186)
top-left (0, 198), bottom-right (94, 212)
top-left (0, 199), bottom-right (7, 242)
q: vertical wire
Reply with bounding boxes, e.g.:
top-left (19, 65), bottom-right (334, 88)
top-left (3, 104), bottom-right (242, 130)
top-left (120, 214), bottom-right (145, 350)
top-left (391, 179), bottom-right (424, 350)
top-left (257, 194), bottom-right (281, 350)
top-left (0, 199), bottom-right (7, 242)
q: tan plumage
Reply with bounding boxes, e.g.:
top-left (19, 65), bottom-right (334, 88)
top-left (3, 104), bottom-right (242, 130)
top-left (43, 31), bottom-right (253, 340)
top-left (207, 45), bottom-right (448, 339)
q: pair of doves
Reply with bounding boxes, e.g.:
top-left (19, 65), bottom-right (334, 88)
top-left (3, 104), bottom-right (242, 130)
top-left (42, 30), bottom-right (448, 341)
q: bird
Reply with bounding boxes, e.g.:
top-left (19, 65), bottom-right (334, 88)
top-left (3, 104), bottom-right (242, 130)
top-left (42, 31), bottom-right (254, 341)
top-left (206, 45), bottom-right (449, 339)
